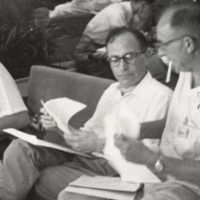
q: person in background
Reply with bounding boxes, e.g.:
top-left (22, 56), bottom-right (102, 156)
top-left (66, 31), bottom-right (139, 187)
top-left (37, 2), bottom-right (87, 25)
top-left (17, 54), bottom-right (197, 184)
top-left (49, 0), bottom-right (126, 18)
top-left (73, 0), bottom-right (155, 79)
top-left (0, 63), bottom-right (28, 155)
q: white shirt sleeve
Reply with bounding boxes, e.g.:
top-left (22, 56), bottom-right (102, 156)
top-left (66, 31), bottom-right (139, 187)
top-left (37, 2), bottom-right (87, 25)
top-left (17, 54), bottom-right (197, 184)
top-left (0, 63), bottom-right (27, 118)
top-left (84, 3), bottom-right (129, 45)
top-left (144, 89), bottom-right (173, 122)
top-left (80, 83), bottom-right (117, 136)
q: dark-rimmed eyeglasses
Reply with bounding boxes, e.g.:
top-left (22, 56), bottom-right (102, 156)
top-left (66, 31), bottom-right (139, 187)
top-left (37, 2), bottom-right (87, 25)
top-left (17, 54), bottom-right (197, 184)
top-left (107, 50), bottom-right (146, 67)
top-left (155, 35), bottom-right (196, 51)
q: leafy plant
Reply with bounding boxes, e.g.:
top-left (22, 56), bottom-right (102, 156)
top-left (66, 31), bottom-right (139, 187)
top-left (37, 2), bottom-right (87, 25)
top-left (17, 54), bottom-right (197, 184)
top-left (0, 17), bottom-right (72, 78)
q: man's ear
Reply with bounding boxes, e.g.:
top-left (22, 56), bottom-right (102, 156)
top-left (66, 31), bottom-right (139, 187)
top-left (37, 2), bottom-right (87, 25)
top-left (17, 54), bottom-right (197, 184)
top-left (184, 36), bottom-right (195, 54)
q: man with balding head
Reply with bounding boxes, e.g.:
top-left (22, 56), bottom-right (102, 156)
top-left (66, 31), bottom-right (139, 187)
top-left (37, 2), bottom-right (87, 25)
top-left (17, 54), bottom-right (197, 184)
top-left (112, 2), bottom-right (200, 200)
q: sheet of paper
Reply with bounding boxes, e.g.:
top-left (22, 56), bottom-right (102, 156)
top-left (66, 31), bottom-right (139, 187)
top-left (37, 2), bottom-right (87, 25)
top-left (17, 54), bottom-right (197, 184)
top-left (96, 47), bottom-right (106, 53)
top-left (41, 98), bottom-right (86, 135)
top-left (3, 128), bottom-right (92, 158)
top-left (69, 175), bottom-right (141, 192)
top-left (103, 102), bottom-right (161, 183)
top-left (65, 186), bottom-right (136, 200)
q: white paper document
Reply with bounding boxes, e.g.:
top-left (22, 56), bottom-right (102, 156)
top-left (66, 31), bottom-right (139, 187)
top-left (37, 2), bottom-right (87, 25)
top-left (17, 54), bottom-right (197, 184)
top-left (65, 175), bottom-right (141, 200)
top-left (66, 186), bottom-right (136, 200)
top-left (103, 102), bottom-right (161, 184)
top-left (41, 98), bottom-right (86, 135)
top-left (69, 175), bottom-right (141, 192)
top-left (3, 128), bottom-right (92, 158)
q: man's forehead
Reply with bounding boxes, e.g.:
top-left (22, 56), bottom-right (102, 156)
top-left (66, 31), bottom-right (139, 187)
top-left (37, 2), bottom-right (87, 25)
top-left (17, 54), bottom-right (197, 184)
top-left (107, 34), bottom-right (141, 55)
top-left (109, 33), bottom-right (140, 47)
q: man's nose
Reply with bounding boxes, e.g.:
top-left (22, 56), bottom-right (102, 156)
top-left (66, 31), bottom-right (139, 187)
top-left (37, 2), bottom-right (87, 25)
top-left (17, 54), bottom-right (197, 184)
top-left (118, 58), bottom-right (128, 71)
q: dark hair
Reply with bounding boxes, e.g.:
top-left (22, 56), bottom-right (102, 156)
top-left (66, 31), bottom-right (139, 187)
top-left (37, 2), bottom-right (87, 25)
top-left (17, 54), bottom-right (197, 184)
top-left (106, 27), bottom-right (148, 51)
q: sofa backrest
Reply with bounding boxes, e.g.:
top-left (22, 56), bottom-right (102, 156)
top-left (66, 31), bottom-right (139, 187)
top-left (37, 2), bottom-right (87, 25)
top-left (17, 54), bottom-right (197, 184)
top-left (27, 65), bottom-right (114, 128)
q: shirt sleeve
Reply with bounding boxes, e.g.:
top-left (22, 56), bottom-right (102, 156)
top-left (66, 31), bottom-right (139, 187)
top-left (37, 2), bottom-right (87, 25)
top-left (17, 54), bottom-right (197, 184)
top-left (145, 90), bottom-right (173, 122)
top-left (80, 83), bottom-right (116, 136)
top-left (0, 63), bottom-right (27, 118)
top-left (84, 4), bottom-right (128, 45)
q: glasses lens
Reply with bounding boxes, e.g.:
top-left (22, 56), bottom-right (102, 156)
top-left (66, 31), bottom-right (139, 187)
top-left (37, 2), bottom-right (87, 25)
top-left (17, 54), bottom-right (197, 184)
top-left (124, 53), bottom-right (136, 64)
top-left (109, 56), bottom-right (120, 67)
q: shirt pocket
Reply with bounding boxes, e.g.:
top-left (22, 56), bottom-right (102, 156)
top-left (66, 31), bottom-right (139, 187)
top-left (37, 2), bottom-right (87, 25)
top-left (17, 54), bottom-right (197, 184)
top-left (173, 125), bottom-right (200, 160)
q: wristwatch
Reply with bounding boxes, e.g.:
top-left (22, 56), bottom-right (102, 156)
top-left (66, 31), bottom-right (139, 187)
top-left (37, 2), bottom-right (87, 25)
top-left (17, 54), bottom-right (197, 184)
top-left (155, 154), bottom-right (165, 172)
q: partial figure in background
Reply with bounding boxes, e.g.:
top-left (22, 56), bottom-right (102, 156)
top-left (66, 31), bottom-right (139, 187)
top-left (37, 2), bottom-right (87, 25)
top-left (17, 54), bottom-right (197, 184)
top-left (73, 0), bottom-right (155, 79)
top-left (49, 0), bottom-right (125, 18)
top-left (0, 63), bottom-right (28, 155)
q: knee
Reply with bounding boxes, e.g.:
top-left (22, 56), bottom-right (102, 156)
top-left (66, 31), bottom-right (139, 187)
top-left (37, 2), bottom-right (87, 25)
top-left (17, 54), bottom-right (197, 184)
top-left (4, 139), bottom-right (31, 158)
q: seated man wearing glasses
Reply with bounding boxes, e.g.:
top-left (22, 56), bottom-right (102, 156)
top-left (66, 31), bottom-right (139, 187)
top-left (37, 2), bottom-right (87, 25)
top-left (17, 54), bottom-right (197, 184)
top-left (0, 27), bottom-right (172, 200)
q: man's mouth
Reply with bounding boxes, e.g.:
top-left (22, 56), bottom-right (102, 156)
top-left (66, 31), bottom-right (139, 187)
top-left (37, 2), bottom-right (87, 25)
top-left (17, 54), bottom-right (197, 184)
top-left (118, 74), bottom-right (134, 77)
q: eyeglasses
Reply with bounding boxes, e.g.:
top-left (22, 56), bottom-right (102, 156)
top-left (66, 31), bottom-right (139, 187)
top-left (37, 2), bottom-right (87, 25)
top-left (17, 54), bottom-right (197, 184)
top-left (107, 50), bottom-right (146, 67)
top-left (155, 35), bottom-right (196, 51)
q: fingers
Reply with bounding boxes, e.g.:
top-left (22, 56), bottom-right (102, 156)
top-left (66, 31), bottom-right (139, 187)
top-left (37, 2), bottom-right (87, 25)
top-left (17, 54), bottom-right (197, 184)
top-left (63, 134), bottom-right (79, 143)
top-left (114, 134), bottom-right (125, 149)
top-left (40, 107), bottom-right (47, 115)
top-left (40, 110), bottom-right (57, 129)
top-left (63, 134), bottom-right (83, 151)
top-left (68, 125), bottom-right (81, 136)
top-left (139, 4), bottom-right (151, 19)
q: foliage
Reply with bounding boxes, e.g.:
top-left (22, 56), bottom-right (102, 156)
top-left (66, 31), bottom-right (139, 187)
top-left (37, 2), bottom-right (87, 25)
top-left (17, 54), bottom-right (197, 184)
top-left (0, 17), bottom-right (72, 78)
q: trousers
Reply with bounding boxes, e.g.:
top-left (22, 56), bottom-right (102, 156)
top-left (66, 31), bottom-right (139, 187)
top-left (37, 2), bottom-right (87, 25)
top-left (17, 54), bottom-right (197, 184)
top-left (0, 139), bottom-right (116, 200)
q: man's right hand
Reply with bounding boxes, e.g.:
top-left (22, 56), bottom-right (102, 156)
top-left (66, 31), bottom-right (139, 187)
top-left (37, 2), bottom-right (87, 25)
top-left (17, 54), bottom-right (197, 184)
top-left (134, 3), bottom-right (153, 32)
top-left (40, 107), bottom-right (57, 130)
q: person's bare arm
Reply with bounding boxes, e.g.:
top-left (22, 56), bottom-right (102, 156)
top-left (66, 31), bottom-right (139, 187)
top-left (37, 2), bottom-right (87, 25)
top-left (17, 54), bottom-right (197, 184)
top-left (115, 134), bottom-right (200, 186)
top-left (0, 111), bottom-right (29, 137)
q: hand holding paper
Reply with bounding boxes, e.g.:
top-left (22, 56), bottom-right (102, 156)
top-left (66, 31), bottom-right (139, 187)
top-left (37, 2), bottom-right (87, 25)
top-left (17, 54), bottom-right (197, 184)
top-left (41, 98), bottom-right (86, 135)
top-left (40, 107), bottom-right (57, 130)
top-left (103, 102), bottom-right (161, 183)
top-left (63, 125), bottom-right (105, 153)
top-left (114, 134), bottom-right (159, 166)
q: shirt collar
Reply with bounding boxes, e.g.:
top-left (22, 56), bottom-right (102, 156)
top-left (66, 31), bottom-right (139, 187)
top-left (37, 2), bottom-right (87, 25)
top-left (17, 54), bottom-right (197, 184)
top-left (181, 72), bottom-right (200, 96)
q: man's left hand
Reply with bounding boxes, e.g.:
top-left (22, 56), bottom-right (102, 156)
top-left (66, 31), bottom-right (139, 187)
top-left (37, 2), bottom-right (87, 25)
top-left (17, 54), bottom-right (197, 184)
top-left (114, 134), bottom-right (158, 166)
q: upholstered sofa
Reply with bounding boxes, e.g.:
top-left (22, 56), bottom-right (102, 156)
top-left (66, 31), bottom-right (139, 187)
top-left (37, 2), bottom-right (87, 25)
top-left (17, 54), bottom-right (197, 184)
top-left (25, 65), bottom-right (114, 199)
top-left (27, 65), bottom-right (114, 128)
